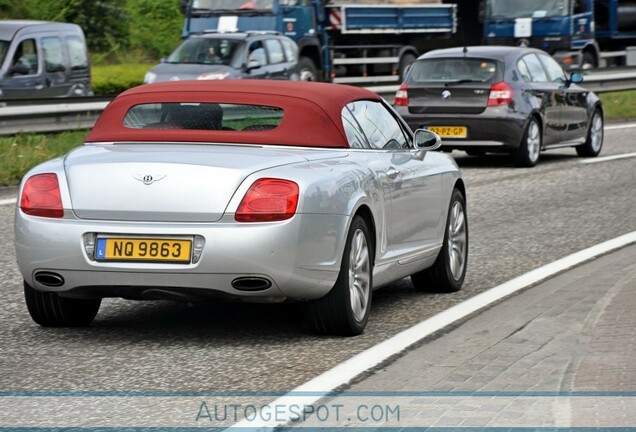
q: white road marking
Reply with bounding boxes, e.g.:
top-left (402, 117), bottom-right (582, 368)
top-left (605, 122), bottom-right (636, 131)
top-left (581, 152), bottom-right (636, 164)
top-left (0, 198), bottom-right (16, 206)
top-left (228, 230), bottom-right (636, 430)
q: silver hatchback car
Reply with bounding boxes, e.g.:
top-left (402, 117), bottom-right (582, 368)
top-left (144, 31), bottom-right (299, 84)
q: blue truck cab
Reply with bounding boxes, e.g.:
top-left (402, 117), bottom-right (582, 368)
top-left (483, 0), bottom-right (636, 69)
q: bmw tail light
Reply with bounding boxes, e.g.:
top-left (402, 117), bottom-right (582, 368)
top-left (394, 83), bottom-right (409, 106)
top-left (20, 173), bottom-right (63, 218)
top-left (235, 178), bottom-right (299, 222)
top-left (488, 82), bottom-right (513, 106)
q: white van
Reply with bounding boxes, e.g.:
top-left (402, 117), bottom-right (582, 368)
top-left (0, 20), bottom-right (92, 100)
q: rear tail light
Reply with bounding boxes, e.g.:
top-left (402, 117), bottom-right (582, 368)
top-left (488, 82), bottom-right (513, 107)
top-left (394, 83), bottom-right (409, 106)
top-left (20, 173), bottom-right (63, 218)
top-left (235, 178), bottom-right (299, 222)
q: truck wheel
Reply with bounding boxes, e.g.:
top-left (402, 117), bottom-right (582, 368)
top-left (24, 281), bottom-right (101, 327)
top-left (582, 51), bottom-right (597, 70)
top-left (399, 53), bottom-right (416, 82)
top-left (304, 216), bottom-right (373, 336)
top-left (298, 57), bottom-right (318, 82)
top-left (576, 108), bottom-right (604, 157)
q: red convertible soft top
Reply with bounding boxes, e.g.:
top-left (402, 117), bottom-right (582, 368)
top-left (85, 80), bottom-right (383, 148)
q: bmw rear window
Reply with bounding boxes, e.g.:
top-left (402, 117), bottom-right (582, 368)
top-left (123, 103), bottom-right (284, 131)
top-left (408, 58), bottom-right (503, 84)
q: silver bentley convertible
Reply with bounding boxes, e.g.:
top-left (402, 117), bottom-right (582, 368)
top-left (15, 80), bottom-right (468, 335)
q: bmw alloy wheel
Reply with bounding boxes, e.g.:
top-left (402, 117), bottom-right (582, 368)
top-left (514, 118), bottom-right (542, 167)
top-left (576, 108), bottom-right (604, 158)
top-left (526, 120), bottom-right (541, 164)
top-left (589, 111), bottom-right (603, 153)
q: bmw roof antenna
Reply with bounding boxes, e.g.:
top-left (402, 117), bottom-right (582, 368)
top-left (459, 12), bottom-right (468, 57)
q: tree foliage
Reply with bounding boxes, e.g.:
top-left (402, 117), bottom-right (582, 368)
top-left (0, 0), bottom-right (184, 58)
top-left (64, 0), bottom-right (130, 52)
top-left (127, 0), bottom-right (184, 59)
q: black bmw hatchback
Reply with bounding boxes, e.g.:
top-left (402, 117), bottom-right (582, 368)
top-left (395, 46), bottom-right (604, 167)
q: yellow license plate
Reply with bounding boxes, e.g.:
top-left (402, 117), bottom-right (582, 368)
top-left (95, 238), bottom-right (192, 263)
top-left (428, 126), bottom-right (467, 138)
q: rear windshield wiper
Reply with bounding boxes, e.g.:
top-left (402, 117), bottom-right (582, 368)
top-left (444, 79), bottom-right (482, 87)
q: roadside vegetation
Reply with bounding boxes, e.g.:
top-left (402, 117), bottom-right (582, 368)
top-left (0, 0), bottom-right (184, 96)
top-left (91, 63), bottom-right (154, 96)
top-left (599, 89), bottom-right (636, 121)
top-left (0, 132), bottom-right (87, 186)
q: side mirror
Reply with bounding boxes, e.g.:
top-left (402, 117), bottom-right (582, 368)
top-left (160, 57), bottom-right (167, 64)
top-left (414, 129), bottom-right (442, 151)
top-left (245, 59), bottom-right (262, 71)
top-left (9, 63), bottom-right (30, 76)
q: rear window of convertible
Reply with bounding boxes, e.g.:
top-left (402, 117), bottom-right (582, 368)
top-left (123, 103), bottom-right (284, 132)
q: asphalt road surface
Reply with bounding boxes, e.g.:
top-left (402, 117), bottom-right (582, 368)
top-left (1, 124), bottom-right (635, 396)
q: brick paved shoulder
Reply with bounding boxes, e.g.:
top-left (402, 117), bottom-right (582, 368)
top-left (313, 243), bottom-right (636, 428)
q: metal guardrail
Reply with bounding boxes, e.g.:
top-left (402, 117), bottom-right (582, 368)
top-left (1, 69), bottom-right (636, 136)
top-left (578, 70), bottom-right (636, 93)
top-left (368, 68), bottom-right (636, 96)
top-left (0, 102), bottom-right (108, 136)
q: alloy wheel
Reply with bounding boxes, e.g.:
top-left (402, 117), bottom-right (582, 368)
top-left (348, 229), bottom-right (371, 322)
top-left (447, 201), bottom-right (467, 280)
top-left (589, 112), bottom-right (603, 153)
top-left (527, 120), bottom-right (541, 163)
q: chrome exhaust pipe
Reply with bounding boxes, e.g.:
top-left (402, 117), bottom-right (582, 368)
top-left (231, 277), bottom-right (272, 291)
top-left (34, 271), bottom-right (65, 287)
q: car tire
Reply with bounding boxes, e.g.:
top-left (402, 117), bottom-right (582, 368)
top-left (513, 117), bottom-right (541, 167)
top-left (304, 216), bottom-right (373, 336)
top-left (298, 57), bottom-right (318, 82)
top-left (411, 188), bottom-right (467, 293)
top-left (576, 108), bottom-right (604, 157)
top-left (24, 281), bottom-right (101, 327)
top-left (582, 51), bottom-right (597, 70)
top-left (399, 53), bottom-right (417, 82)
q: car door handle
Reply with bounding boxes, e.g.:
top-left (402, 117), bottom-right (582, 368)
top-left (387, 168), bottom-right (400, 179)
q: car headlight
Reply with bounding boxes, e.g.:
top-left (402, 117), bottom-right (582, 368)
top-left (144, 71), bottom-right (157, 84)
top-left (197, 72), bottom-right (230, 80)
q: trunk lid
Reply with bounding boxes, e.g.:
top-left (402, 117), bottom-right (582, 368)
top-left (407, 83), bottom-right (492, 115)
top-left (65, 143), bottom-right (344, 222)
top-left (406, 57), bottom-right (502, 115)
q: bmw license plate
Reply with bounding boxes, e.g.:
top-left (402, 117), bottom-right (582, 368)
top-left (427, 126), bottom-right (467, 138)
top-left (95, 237), bottom-right (192, 263)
